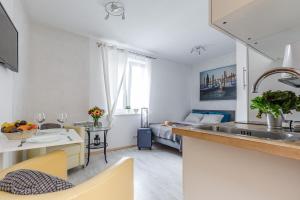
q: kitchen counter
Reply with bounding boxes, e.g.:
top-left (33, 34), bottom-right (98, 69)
top-left (173, 122), bottom-right (300, 160)
top-left (174, 122), bottom-right (300, 200)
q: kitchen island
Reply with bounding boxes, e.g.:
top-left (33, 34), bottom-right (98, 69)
top-left (173, 122), bottom-right (300, 200)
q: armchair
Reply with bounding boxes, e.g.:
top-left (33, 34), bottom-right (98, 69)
top-left (0, 151), bottom-right (134, 200)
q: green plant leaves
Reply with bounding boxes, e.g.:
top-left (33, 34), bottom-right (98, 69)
top-left (250, 90), bottom-right (300, 119)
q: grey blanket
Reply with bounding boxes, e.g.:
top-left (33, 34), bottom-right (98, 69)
top-left (150, 122), bottom-right (197, 142)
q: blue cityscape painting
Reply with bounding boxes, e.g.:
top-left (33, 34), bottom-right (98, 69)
top-left (200, 65), bottom-right (237, 101)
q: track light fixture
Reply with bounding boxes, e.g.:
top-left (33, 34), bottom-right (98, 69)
top-left (191, 45), bottom-right (207, 55)
top-left (104, 1), bottom-right (125, 20)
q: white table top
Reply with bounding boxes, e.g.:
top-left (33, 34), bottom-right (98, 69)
top-left (0, 129), bottom-right (83, 153)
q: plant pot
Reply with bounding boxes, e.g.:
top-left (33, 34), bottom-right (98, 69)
top-left (266, 113), bottom-right (283, 129)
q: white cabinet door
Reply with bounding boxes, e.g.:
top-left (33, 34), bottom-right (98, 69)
top-left (210, 0), bottom-right (300, 61)
top-left (210, 0), bottom-right (255, 23)
top-left (235, 41), bottom-right (249, 122)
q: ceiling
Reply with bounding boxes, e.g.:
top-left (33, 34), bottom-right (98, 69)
top-left (22, 0), bottom-right (235, 65)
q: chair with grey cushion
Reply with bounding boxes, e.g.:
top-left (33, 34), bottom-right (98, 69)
top-left (40, 123), bottom-right (62, 130)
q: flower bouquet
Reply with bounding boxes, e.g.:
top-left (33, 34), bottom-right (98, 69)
top-left (88, 106), bottom-right (105, 127)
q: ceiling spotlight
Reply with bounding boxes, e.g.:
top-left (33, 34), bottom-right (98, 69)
top-left (191, 45), bottom-right (206, 55)
top-left (104, 1), bottom-right (125, 20)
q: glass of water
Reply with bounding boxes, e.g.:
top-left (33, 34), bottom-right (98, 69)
top-left (57, 113), bottom-right (68, 128)
top-left (34, 113), bottom-right (46, 130)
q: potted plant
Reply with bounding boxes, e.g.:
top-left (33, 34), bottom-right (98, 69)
top-left (250, 90), bottom-right (300, 129)
top-left (88, 106), bottom-right (105, 127)
top-left (125, 105), bottom-right (131, 113)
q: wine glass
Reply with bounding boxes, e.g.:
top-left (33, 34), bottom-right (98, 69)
top-left (34, 113), bottom-right (46, 131)
top-left (57, 113), bottom-right (68, 128)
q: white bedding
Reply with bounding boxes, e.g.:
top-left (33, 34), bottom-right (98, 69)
top-left (174, 121), bottom-right (203, 126)
top-left (150, 113), bottom-right (225, 142)
top-left (150, 121), bottom-right (203, 142)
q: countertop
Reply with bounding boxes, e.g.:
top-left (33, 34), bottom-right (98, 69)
top-left (0, 129), bottom-right (83, 153)
top-left (173, 122), bottom-right (300, 160)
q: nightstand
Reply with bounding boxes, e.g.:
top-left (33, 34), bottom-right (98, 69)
top-left (137, 128), bottom-right (152, 150)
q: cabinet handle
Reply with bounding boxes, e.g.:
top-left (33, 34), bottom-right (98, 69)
top-left (242, 67), bottom-right (247, 89)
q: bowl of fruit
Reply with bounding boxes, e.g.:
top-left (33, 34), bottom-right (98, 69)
top-left (1, 121), bottom-right (38, 140)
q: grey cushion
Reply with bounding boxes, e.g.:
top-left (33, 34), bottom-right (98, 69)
top-left (40, 123), bottom-right (62, 130)
top-left (0, 169), bottom-right (73, 195)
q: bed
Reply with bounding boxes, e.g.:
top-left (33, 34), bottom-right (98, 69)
top-left (150, 110), bottom-right (235, 151)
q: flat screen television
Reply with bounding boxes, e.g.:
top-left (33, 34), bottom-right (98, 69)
top-left (0, 2), bottom-right (18, 72)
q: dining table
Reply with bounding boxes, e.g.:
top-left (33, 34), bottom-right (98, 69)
top-left (0, 128), bottom-right (83, 169)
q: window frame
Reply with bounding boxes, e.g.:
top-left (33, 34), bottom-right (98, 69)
top-left (116, 58), bottom-right (147, 114)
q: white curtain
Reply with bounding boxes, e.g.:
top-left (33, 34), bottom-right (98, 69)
top-left (99, 44), bottom-right (128, 126)
top-left (127, 55), bottom-right (152, 109)
top-left (144, 58), bottom-right (152, 109)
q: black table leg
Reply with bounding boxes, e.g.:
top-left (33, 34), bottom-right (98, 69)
top-left (86, 130), bottom-right (91, 166)
top-left (104, 130), bottom-right (108, 163)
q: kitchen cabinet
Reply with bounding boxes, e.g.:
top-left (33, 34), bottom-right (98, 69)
top-left (210, 0), bottom-right (300, 61)
top-left (235, 41), bottom-right (249, 122)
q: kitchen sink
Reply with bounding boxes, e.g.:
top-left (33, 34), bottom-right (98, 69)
top-left (195, 124), bottom-right (239, 134)
top-left (196, 124), bottom-right (300, 141)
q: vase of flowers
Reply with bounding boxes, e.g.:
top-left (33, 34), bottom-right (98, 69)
top-left (88, 106), bottom-right (105, 127)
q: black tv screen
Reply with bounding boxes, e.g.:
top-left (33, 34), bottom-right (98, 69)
top-left (0, 2), bottom-right (18, 72)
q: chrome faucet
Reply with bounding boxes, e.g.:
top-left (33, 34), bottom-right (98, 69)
top-left (252, 67), bottom-right (300, 93)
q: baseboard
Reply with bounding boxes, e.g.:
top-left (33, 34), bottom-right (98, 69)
top-left (86, 145), bottom-right (137, 155)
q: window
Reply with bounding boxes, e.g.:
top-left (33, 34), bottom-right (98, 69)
top-left (116, 57), bottom-right (151, 112)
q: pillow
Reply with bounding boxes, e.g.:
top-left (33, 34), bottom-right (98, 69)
top-left (207, 112), bottom-right (231, 123)
top-left (200, 114), bottom-right (224, 124)
top-left (184, 113), bottom-right (204, 124)
top-left (0, 169), bottom-right (73, 195)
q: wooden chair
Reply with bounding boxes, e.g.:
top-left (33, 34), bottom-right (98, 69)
top-left (40, 123), bottom-right (61, 130)
top-left (0, 151), bottom-right (134, 200)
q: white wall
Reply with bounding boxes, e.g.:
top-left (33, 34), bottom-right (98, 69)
top-left (0, 0), bottom-right (30, 121)
top-left (149, 59), bottom-right (192, 122)
top-left (191, 52), bottom-right (236, 111)
top-left (235, 41), bottom-right (249, 122)
top-left (26, 24), bottom-right (90, 123)
top-left (0, 0), bottom-right (30, 168)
